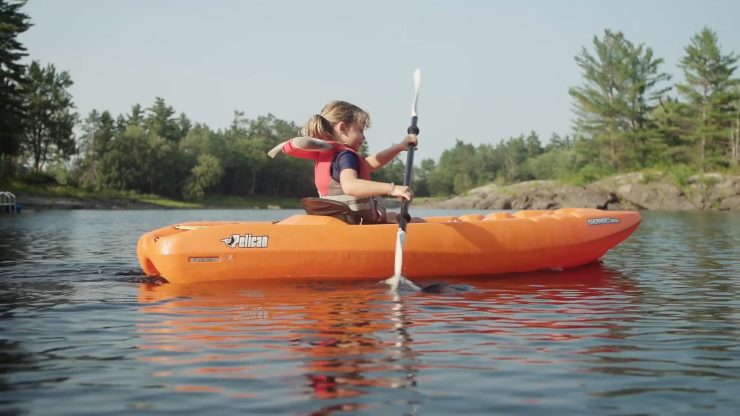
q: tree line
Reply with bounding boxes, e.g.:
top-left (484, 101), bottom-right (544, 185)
top-left (431, 28), bottom-right (739, 195)
top-left (2, 0), bottom-right (738, 201)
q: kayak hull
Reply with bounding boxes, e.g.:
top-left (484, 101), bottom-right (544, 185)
top-left (137, 208), bottom-right (641, 284)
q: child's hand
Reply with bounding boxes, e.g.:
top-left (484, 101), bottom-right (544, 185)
top-left (390, 184), bottom-right (413, 201)
top-left (399, 134), bottom-right (418, 149)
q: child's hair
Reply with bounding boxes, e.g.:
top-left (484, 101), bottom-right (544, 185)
top-left (300, 100), bottom-right (371, 141)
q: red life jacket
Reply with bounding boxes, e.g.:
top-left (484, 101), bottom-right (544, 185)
top-left (281, 140), bottom-right (386, 223)
top-left (281, 140), bottom-right (371, 196)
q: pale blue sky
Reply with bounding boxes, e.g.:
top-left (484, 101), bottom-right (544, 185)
top-left (19, 0), bottom-right (740, 160)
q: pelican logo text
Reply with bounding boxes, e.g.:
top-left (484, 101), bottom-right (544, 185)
top-left (221, 234), bottom-right (269, 248)
top-left (587, 217), bottom-right (621, 226)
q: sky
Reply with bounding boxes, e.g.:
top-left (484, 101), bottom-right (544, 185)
top-left (18, 0), bottom-right (740, 161)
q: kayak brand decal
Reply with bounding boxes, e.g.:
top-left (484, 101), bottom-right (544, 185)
top-left (587, 217), bottom-right (621, 226)
top-left (221, 233), bottom-right (269, 248)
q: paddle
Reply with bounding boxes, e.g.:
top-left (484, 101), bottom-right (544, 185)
top-left (384, 69), bottom-right (422, 292)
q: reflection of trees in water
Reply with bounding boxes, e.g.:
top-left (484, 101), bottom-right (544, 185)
top-left (0, 280), bottom-right (75, 315)
top-left (0, 219), bottom-right (73, 263)
top-left (0, 216), bottom-right (84, 413)
top-left (0, 339), bottom-right (39, 412)
top-left (0, 228), bottom-right (28, 264)
top-left (0, 279), bottom-right (73, 413)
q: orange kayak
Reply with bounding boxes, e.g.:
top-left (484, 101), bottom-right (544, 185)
top-left (136, 208), bottom-right (640, 284)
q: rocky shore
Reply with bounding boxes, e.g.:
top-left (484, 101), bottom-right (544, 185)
top-left (425, 172), bottom-right (740, 211)
top-left (11, 172), bottom-right (739, 211)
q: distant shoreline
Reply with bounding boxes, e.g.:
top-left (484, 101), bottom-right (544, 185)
top-left (425, 172), bottom-right (740, 212)
top-left (15, 195), bottom-right (168, 211)
top-left (10, 172), bottom-right (740, 212)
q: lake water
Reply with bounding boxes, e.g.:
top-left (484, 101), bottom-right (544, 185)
top-left (1, 209), bottom-right (738, 415)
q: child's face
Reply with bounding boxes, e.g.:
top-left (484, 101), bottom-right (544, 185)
top-left (339, 122), bottom-right (365, 151)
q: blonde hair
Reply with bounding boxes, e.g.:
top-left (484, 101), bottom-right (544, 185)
top-left (300, 100), bottom-right (371, 141)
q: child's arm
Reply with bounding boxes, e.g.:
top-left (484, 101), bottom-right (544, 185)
top-left (339, 169), bottom-right (413, 201)
top-left (267, 137), bottom-right (334, 159)
top-left (364, 134), bottom-right (417, 170)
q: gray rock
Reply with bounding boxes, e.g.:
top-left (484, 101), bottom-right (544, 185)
top-left (420, 172), bottom-right (740, 211)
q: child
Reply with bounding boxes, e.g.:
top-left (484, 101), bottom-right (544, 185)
top-left (268, 100), bottom-right (417, 224)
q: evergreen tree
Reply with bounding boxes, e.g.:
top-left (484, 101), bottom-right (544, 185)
top-left (675, 27), bottom-right (739, 170)
top-left (126, 104), bottom-right (144, 127)
top-left (77, 109), bottom-right (115, 188)
top-left (430, 140), bottom-right (477, 195)
top-left (731, 86), bottom-right (740, 166)
top-left (145, 97), bottom-right (180, 142)
top-left (0, 0), bottom-right (31, 166)
top-left (569, 29), bottom-right (670, 170)
top-left (651, 96), bottom-right (695, 166)
top-left (22, 61), bottom-right (77, 172)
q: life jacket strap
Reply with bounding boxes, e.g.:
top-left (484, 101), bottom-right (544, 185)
top-left (320, 194), bottom-right (373, 211)
top-left (301, 197), bottom-right (362, 225)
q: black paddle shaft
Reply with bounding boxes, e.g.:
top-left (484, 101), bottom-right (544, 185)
top-left (398, 117), bottom-right (419, 231)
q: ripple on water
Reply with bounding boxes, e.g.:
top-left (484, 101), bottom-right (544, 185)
top-left (1, 210), bottom-right (739, 414)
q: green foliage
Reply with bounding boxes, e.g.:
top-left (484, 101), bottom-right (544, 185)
top-left (675, 27), bottom-right (740, 171)
top-left (22, 170), bottom-right (57, 185)
top-left (527, 148), bottom-right (579, 180)
top-left (21, 61), bottom-right (78, 172)
top-left (570, 164), bottom-right (609, 186)
top-left (145, 97), bottom-right (187, 142)
top-left (76, 109), bottom-right (115, 189)
top-left (0, 0), bottom-right (31, 162)
top-left (569, 29), bottom-right (671, 170)
top-left (413, 158), bottom-right (436, 197)
top-left (371, 157), bottom-right (406, 184)
top-left (667, 164), bottom-right (696, 187)
top-left (7, 17), bottom-right (740, 204)
top-left (428, 140), bottom-right (474, 195)
top-left (183, 154), bottom-right (223, 200)
top-left (418, 133), bottom-right (548, 196)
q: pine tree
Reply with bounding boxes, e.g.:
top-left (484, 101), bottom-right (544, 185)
top-left (569, 29), bottom-right (670, 170)
top-left (675, 27), bottom-right (739, 171)
top-left (78, 110), bottom-right (115, 188)
top-left (0, 0), bottom-right (31, 167)
top-left (145, 97), bottom-right (179, 142)
top-left (22, 61), bottom-right (78, 172)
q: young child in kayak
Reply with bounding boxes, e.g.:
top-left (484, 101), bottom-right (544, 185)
top-left (268, 100), bottom-right (417, 224)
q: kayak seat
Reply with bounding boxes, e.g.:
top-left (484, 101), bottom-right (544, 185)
top-left (301, 197), bottom-right (363, 225)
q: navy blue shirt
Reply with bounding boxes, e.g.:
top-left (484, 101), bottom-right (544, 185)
top-left (331, 150), bottom-right (360, 182)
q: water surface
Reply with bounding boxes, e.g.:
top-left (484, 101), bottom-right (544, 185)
top-left (1, 209), bottom-right (738, 415)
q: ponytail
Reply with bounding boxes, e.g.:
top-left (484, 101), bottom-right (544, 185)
top-left (300, 114), bottom-right (334, 141)
top-left (300, 100), bottom-right (371, 143)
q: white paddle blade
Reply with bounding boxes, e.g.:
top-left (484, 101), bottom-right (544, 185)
top-left (383, 229), bottom-right (406, 291)
top-left (383, 229), bottom-right (421, 292)
top-left (411, 68), bottom-right (421, 117)
top-left (394, 228), bottom-right (406, 276)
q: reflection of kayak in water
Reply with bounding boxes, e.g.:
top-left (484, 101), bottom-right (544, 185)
top-left (136, 208), bottom-right (640, 284)
top-left (136, 263), bottom-right (635, 402)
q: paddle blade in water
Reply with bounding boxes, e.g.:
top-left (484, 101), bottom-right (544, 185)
top-left (383, 229), bottom-right (420, 292)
